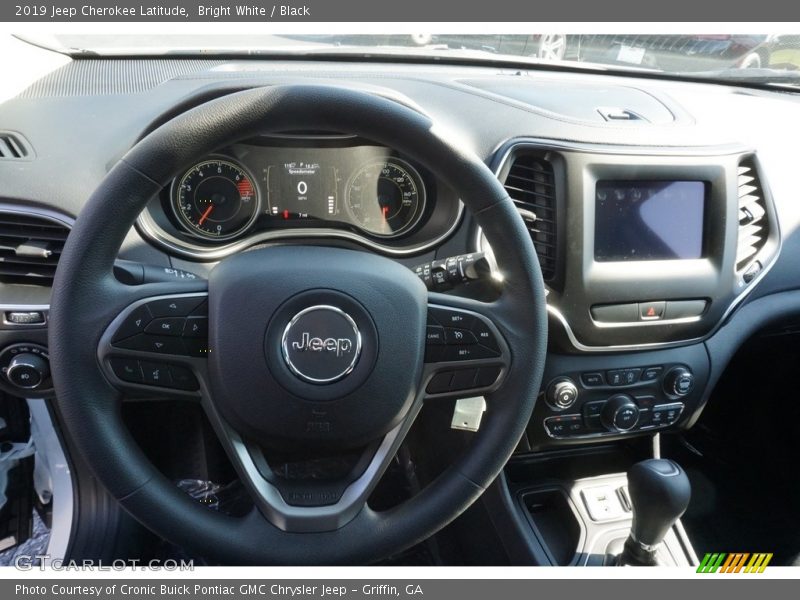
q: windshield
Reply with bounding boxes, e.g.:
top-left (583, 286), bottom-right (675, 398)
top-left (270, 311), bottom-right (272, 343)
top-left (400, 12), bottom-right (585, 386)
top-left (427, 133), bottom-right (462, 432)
top-left (16, 33), bottom-right (800, 86)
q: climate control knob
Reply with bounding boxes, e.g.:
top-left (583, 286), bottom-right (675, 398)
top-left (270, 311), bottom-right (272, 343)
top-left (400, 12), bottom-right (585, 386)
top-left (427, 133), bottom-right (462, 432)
top-left (6, 353), bottom-right (50, 389)
top-left (546, 378), bottom-right (579, 410)
top-left (664, 367), bottom-right (694, 398)
top-left (601, 394), bottom-right (640, 431)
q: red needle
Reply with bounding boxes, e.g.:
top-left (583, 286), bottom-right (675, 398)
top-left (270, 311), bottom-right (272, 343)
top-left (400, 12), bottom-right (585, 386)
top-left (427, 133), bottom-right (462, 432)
top-left (198, 205), bottom-right (214, 225)
top-left (382, 206), bottom-right (389, 221)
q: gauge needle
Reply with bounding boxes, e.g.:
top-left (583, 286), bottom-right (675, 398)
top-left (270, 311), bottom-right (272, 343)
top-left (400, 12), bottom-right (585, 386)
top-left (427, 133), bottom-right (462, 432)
top-left (198, 205), bottom-right (214, 225)
top-left (382, 206), bottom-right (389, 221)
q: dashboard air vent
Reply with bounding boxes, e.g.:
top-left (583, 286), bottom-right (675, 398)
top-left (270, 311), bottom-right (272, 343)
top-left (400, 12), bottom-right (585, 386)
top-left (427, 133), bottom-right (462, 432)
top-left (736, 159), bottom-right (768, 271)
top-left (502, 154), bottom-right (557, 280)
top-left (0, 133), bottom-right (31, 160)
top-left (0, 212), bottom-right (70, 285)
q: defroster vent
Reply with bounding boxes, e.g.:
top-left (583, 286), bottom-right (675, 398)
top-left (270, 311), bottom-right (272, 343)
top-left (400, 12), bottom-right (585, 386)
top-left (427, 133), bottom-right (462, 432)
top-left (0, 212), bottom-right (70, 285)
top-left (502, 154), bottom-right (558, 280)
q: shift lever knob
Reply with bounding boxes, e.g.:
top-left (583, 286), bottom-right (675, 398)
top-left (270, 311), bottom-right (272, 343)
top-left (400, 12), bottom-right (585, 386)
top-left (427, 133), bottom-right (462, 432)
top-left (620, 458), bottom-right (691, 565)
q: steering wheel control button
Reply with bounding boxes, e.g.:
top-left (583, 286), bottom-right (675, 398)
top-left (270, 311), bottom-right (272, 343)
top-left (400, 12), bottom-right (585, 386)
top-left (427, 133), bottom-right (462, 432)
top-left (475, 366), bottom-right (502, 388)
top-left (140, 361), bottom-right (172, 386)
top-left (546, 378), bottom-right (579, 410)
top-left (111, 304), bottom-right (153, 342)
top-left (281, 305), bottom-right (362, 384)
top-left (602, 395), bottom-right (640, 431)
top-left (145, 317), bottom-right (185, 336)
top-left (425, 307), bottom-right (502, 363)
top-left (664, 367), bottom-right (695, 397)
top-left (146, 296), bottom-right (205, 318)
top-left (116, 334), bottom-right (187, 355)
top-left (444, 328), bottom-right (477, 345)
top-left (183, 316), bottom-right (209, 338)
top-left (425, 326), bottom-right (445, 345)
top-left (639, 301), bottom-right (666, 321)
top-left (168, 365), bottom-right (200, 391)
top-left (426, 371), bottom-right (454, 394)
top-left (581, 372), bottom-right (605, 387)
top-left (109, 358), bottom-right (143, 383)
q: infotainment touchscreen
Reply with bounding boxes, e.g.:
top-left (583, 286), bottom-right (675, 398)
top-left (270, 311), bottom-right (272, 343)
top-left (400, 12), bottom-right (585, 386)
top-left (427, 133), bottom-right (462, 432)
top-left (594, 180), bottom-right (706, 262)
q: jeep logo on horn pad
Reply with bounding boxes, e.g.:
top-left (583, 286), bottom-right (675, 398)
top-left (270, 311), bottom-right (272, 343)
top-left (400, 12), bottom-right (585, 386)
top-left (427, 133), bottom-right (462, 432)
top-left (281, 305), bottom-right (362, 384)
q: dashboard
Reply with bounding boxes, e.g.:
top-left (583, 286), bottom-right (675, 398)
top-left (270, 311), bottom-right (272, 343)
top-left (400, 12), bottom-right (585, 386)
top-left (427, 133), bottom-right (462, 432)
top-left (1, 57), bottom-right (799, 454)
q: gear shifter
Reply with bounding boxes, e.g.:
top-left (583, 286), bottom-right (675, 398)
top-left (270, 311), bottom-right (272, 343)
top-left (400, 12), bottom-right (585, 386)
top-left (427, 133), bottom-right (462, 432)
top-left (618, 459), bottom-right (691, 566)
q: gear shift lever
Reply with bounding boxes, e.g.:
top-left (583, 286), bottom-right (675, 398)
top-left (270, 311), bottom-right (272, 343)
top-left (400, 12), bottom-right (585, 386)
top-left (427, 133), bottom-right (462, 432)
top-left (618, 459), bottom-right (691, 566)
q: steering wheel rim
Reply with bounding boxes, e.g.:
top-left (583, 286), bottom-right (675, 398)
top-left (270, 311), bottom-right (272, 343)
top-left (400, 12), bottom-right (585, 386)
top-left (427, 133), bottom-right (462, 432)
top-left (48, 85), bottom-right (547, 564)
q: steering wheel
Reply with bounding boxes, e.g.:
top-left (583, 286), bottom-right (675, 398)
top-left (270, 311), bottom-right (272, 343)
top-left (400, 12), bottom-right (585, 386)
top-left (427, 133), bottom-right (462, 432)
top-left (48, 85), bottom-right (547, 564)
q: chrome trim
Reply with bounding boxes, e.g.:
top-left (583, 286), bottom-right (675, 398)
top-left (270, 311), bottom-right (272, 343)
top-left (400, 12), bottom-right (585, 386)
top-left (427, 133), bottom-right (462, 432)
top-left (136, 199), bottom-right (464, 260)
top-left (475, 139), bottom-right (782, 353)
top-left (0, 305), bottom-right (49, 329)
top-left (281, 305), bottom-right (362, 384)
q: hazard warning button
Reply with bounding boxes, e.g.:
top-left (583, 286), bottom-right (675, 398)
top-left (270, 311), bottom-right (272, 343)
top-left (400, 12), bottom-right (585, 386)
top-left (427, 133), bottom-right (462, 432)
top-left (639, 301), bottom-right (665, 321)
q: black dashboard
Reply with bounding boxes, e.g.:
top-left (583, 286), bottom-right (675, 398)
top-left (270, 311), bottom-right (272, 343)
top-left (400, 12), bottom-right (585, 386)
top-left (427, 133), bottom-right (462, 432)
top-left (1, 57), bottom-right (799, 454)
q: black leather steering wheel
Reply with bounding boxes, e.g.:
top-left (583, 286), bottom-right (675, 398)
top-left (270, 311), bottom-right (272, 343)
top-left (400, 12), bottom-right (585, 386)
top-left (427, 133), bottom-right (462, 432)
top-left (48, 85), bottom-right (547, 564)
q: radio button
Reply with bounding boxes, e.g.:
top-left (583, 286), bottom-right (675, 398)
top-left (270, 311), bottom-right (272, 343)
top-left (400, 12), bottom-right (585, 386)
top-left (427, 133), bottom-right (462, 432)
top-left (590, 303), bottom-right (638, 323)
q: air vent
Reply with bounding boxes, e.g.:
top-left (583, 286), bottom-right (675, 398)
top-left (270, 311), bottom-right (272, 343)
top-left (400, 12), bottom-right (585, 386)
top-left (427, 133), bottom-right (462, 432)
top-left (0, 133), bottom-right (31, 160)
top-left (502, 154), bottom-right (557, 280)
top-left (0, 212), bottom-right (70, 285)
top-left (736, 159), bottom-right (768, 271)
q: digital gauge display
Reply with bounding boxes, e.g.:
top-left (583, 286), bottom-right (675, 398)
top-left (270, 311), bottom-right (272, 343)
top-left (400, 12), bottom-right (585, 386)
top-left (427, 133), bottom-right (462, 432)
top-left (266, 162), bottom-right (338, 221)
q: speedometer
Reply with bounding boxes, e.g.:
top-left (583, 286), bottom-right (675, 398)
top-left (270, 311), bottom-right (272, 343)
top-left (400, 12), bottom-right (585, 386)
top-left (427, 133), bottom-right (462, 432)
top-left (344, 159), bottom-right (425, 237)
top-left (171, 159), bottom-right (259, 241)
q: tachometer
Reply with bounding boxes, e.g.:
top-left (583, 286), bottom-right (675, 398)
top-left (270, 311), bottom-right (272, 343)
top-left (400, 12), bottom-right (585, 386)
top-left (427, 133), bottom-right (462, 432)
top-left (344, 159), bottom-right (425, 237)
top-left (171, 159), bottom-right (259, 241)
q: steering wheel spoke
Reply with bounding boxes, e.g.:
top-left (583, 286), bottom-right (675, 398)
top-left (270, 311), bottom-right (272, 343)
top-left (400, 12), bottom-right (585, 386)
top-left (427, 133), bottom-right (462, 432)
top-left (422, 295), bottom-right (510, 401)
top-left (97, 286), bottom-right (209, 398)
top-left (198, 385), bottom-right (424, 533)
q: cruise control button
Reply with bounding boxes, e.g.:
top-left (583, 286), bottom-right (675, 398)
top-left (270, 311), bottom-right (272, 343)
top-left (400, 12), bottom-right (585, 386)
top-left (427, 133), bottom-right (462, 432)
top-left (442, 344), bottom-right (499, 361)
top-left (140, 361), bottom-right (172, 386)
top-left (183, 317), bottom-right (209, 339)
top-left (639, 301), bottom-right (666, 321)
top-left (469, 320), bottom-right (499, 351)
top-left (145, 317), bottom-right (185, 337)
top-left (168, 365), bottom-right (200, 391)
top-left (147, 296), bottom-right (206, 318)
top-left (109, 358), bottom-right (142, 383)
top-left (112, 305), bottom-right (153, 342)
top-left (445, 328), bottom-right (477, 345)
top-left (428, 307), bottom-right (474, 329)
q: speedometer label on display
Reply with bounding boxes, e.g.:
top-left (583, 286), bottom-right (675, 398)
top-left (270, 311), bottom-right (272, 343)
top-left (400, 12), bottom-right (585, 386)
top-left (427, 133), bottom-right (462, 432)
top-left (172, 159), bottom-right (260, 241)
top-left (345, 159), bottom-right (425, 237)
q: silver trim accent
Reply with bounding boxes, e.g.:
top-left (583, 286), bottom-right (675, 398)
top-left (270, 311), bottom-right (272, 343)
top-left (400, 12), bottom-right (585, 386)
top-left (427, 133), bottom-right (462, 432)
top-left (0, 305), bottom-right (49, 330)
top-left (137, 200), bottom-right (464, 260)
top-left (27, 399), bottom-right (74, 565)
top-left (281, 305), bottom-right (362, 384)
top-left (476, 139), bottom-right (782, 353)
top-left (136, 200), bottom-right (464, 261)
